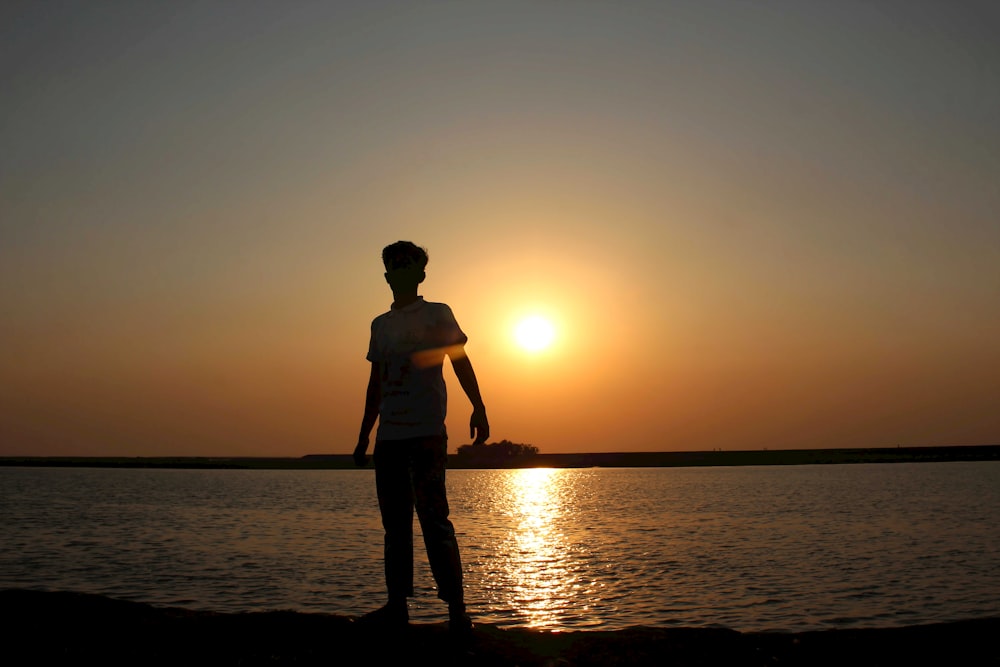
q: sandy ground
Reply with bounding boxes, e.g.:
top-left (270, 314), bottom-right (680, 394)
top-left (3, 589), bottom-right (997, 666)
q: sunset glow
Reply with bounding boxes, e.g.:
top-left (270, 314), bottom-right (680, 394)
top-left (1, 3), bottom-right (997, 457)
top-left (514, 316), bottom-right (556, 353)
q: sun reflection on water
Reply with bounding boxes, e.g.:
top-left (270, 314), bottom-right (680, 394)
top-left (490, 468), bottom-right (583, 628)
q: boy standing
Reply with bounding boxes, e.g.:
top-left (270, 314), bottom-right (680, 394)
top-left (353, 241), bottom-right (489, 634)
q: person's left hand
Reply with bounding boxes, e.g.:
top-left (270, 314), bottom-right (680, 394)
top-left (353, 438), bottom-right (370, 467)
top-left (470, 406), bottom-right (489, 445)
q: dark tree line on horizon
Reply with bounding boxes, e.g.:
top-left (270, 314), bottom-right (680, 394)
top-left (455, 439), bottom-right (539, 461)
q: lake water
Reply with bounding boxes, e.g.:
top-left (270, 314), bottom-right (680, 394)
top-left (1, 462), bottom-right (998, 632)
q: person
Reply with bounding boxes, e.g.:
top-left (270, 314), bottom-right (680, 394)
top-left (353, 240), bottom-right (489, 635)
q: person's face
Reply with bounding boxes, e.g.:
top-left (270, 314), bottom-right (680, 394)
top-left (384, 260), bottom-right (424, 291)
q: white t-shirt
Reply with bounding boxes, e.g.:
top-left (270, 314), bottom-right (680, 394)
top-left (367, 297), bottom-right (468, 441)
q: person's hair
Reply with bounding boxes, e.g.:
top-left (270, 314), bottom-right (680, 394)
top-left (382, 241), bottom-right (429, 271)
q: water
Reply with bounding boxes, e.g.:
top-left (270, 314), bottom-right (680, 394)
top-left (1, 462), bottom-right (997, 632)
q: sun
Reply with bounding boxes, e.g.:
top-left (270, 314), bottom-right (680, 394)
top-left (514, 316), bottom-right (556, 352)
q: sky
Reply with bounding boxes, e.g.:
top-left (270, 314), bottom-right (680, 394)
top-left (2, 1), bottom-right (999, 457)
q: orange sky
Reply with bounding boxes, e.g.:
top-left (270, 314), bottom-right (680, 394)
top-left (2, 2), bottom-right (999, 456)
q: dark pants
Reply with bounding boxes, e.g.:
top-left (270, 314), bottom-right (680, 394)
top-left (374, 435), bottom-right (464, 604)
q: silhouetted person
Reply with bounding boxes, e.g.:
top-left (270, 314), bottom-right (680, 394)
top-left (354, 240), bottom-right (489, 636)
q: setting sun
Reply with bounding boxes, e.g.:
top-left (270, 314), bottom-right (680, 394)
top-left (514, 316), bottom-right (556, 352)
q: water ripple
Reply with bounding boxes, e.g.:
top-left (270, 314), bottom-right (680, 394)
top-left (1, 463), bottom-right (998, 631)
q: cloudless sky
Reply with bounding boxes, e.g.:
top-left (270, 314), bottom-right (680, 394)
top-left (2, 1), bottom-right (999, 457)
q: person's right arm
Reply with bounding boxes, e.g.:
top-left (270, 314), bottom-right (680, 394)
top-left (353, 362), bottom-right (380, 467)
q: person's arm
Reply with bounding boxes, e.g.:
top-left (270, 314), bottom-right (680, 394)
top-left (353, 362), bottom-right (381, 466)
top-left (450, 351), bottom-right (489, 444)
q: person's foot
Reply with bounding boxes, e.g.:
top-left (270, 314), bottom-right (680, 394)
top-left (448, 602), bottom-right (474, 637)
top-left (358, 601), bottom-right (409, 627)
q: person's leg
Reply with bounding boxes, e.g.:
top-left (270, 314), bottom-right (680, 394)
top-left (373, 439), bottom-right (414, 616)
top-left (411, 435), bottom-right (466, 613)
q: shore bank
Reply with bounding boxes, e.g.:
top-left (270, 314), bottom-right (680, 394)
top-left (2, 444), bottom-right (998, 470)
top-left (3, 589), bottom-right (997, 666)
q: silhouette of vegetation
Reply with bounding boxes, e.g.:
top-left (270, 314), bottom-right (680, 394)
top-left (455, 439), bottom-right (539, 467)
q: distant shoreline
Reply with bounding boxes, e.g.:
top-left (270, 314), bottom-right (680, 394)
top-left (2, 444), bottom-right (997, 470)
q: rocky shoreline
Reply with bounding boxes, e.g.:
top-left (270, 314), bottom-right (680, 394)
top-left (3, 589), bottom-right (997, 666)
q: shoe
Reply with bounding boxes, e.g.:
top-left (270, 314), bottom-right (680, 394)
top-left (358, 602), bottom-right (409, 627)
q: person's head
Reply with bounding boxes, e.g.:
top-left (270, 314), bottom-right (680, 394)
top-left (382, 240), bottom-right (428, 293)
